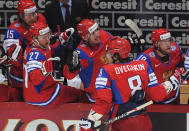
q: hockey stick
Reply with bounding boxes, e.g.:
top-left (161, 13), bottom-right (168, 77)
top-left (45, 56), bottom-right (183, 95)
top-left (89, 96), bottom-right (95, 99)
top-left (93, 100), bottom-right (153, 130)
top-left (125, 19), bottom-right (145, 44)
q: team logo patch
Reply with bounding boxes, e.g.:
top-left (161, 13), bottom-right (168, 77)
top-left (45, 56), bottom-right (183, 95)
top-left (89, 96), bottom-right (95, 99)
top-left (171, 45), bottom-right (176, 51)
top-left (149, 52), bottom-right (155, 58)
top-left (14, 23), bottom-right (20, 27)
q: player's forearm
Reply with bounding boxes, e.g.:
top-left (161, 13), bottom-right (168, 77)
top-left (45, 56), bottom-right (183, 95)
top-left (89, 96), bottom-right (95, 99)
top-left (92, 89), bottom-right (112, 115)
top-left (147, 85), bottom-right (167, 102)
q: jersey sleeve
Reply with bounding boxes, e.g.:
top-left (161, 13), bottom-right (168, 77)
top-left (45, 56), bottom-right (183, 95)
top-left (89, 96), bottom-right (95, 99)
top-left (146, 63), bottom-right (158, 88)
top-left (92, 67), bottom-right (112, 115)
top-left (135, 53), bottom-right (153, 69)
top-left (4, 28), bottom-right (22, 40)
top-left (25, 50), bottom-right (48, 86)
top-left (146, 63), bottom-right (167, 101)
top-left (95, 67), bottom-right (111, 90)
top-left (4, 29), bottom-right (23, 66)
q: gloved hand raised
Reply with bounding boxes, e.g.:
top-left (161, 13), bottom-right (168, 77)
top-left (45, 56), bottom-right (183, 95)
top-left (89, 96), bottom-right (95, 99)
top-left (127, 36), bottom-right (145, 45)
top-left (59, 27), bottom-right (74, 45)
top-left (41, 57), bottom-right (61, 76)
top-left (67, 50), bottom-right (80, 73)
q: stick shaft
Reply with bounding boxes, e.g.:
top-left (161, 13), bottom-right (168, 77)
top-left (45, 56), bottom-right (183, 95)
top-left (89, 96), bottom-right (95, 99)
top-left (94, 100), bottom-right (153, 130)
top-left (125, 19), bottom-right (142, 38)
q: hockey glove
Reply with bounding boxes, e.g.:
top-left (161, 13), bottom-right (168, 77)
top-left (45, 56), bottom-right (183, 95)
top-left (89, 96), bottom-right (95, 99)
top-left (50, 32), bottom-right (60, 44)
top-left (67, 50), bottom-right (80, 73)
top-left (79, 118), bottom-right (95, 131)
top-left (41, 57), bottom-right (61, 76)
top-left (162, 68), bottom-right (189, 94)
top-left (173, 67), bottom-right (189, 84)
top-left (59, 27), bottom-right (74, 45)
top-left (130, 90), bottom-right (145, 104)
top-left (0, 55), bottom-right (13, 67)
top-left (127, 36), bottom-right (145, 45)
top-left (184, 48), bottom-right (189, 70)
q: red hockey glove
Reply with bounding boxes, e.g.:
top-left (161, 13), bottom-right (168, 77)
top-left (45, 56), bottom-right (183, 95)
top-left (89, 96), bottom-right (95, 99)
top-left (59, 27), bottom-right (74, 45)
top-left (0, 56), bottom-right (12, 67)
top-left (170, 68), bottom-right (189, 90)
top-left (162, 68), bottom-right (189, 94)
top-left (79, 118), bottom-right (94, 131)
top-left (41, 57), bottom-right (60, 76)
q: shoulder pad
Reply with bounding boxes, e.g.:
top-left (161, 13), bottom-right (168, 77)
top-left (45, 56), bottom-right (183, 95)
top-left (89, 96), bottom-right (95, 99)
top-left (5, 28), bottom-right (21, 39)
top-left (27, 50), bottom-right (47, 61)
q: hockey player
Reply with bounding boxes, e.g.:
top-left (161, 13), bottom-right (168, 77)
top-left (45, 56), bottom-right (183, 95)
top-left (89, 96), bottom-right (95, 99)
top-left (79, 37), bottom-right (188, 131)
top-left (23, 22), bottom-right (88, 107)
top-left (63, 19), bottom-right (114, 102)
top-left (2, 0), bottom-right (46, 101)
top-left (136, 28), bottom-right (184, 104)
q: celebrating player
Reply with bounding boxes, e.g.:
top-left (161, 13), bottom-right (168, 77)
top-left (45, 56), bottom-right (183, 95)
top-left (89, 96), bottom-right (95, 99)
top-left (63, 19), bottom-right (114, 102)
top-left (136, 28), bottom-right (184, 104)
top-left (23, 22), bottom-right (88, 107)
top-left (79, 37), bottom-right (188, 131)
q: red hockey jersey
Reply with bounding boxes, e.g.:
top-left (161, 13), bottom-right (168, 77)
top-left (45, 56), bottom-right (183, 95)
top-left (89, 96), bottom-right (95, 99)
top-left (92, 60), bottom-right (167, 117)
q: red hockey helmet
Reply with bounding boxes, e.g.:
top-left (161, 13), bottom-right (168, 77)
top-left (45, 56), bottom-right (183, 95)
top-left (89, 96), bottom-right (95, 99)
top-left (77, 19), bottom-right (98, 38)
top-left (108, 37), bottom-right (131, 59)
top-left (17, 0), bottom-right (37, 14)
top-left (151, 28), bottom-right (171, 44)
top-left (30, 22), bottom-right (50, 37)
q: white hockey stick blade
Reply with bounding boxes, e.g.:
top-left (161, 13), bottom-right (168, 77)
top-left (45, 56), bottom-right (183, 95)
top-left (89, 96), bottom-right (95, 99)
top-left (125, 19), bottom-right (142, 38)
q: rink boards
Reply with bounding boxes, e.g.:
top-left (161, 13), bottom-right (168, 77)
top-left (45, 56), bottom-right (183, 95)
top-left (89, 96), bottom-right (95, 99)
top-left (0, 102), bottom-right (188, 131)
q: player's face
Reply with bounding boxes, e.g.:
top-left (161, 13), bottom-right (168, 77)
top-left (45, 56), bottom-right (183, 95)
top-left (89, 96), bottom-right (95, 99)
top-left (37, 33), bottom-right (51, 48)
top-left (22, 12), bottom-right (38, 25)
top-left (157, 38), bottom-right (171, 55)
top-left (87, 28), bottom-right (100, 47)
top-left (104, 51), bottom-right (113, 64)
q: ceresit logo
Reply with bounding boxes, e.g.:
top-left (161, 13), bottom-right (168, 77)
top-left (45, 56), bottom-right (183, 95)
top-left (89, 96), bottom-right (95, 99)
top-left (145, 0), bottom-right (189, 11)
top-left (116, 15), bottom-right (164, 28)
top-left (91, 0), bottom-right (138, 10)
top-left (0, 0), bottom-right (51, 9)
top-left (171, 16), bottom-right (189, 28)
top-left (3, 119), bottom-right (101, 131)
top-left (0, 0), bottom-right (19, 9)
